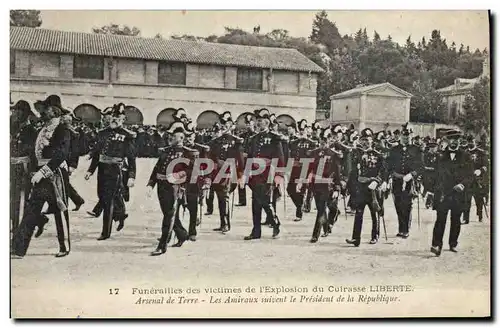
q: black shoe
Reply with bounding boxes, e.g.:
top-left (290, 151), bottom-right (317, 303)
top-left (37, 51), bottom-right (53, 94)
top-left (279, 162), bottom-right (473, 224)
top-left (310, 237), bottom-right (318, 243)
top-left (150, 248), bottom-right (166, 256)
top-left (272, 225), bottom-right (280, 238)
top-left (11, 254), bottom-right (24, 259)
top-left (345, 239), bottom-right (360, 247)
top-left (72, 201), bottom-right (85, 211)
top-left (235, 203), bottom-right (246, 207)
top-left (97, 235), bottom-right (109, 241)
top-left (303, 205), bottom-right (311, 213)
top-left (189, 235), bottom-right (197, 242)
top-left (244, 235), bottom-right (260, 240)
top-left (172, 239), bottom-right (185, 247)
top-left (369, 238), bottom-right (378, 245)
top-left (205, 211), bottom-right (213, 216)
top-left (479, 218), bottom-right (483, 222)
top-left (55, 251), bottom-right (69, 258)
top-left (213, 227), bottom-right (223, 232)
top-left (320, 232), bottom-right (329, 238)
top-left (396, 233), bottom-right (403, 237)
top-left (295, 208), bottom-right (303, 219)
top-left (450, 246), bottom-right (458, 253)
top-left (461, 220), bottom-right (469, 225)
top-left (34, 215), bottom-right (49, 238)
top-left (116, 220), bottom-right (125, 232)
top-left (430, 246), bottom-right (442, 256)
top-left (87, 211), bottom-right (99, 217)
top-left (401, 233), bottom-right (409, 239)
top-left (293, 217), bottom-right (302, 222)
top-left (221, 226), bottom-right (230, 233)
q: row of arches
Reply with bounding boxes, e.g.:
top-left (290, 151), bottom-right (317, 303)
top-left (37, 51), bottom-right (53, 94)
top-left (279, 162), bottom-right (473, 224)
top-left (73, 104), bottom-right (296, 130)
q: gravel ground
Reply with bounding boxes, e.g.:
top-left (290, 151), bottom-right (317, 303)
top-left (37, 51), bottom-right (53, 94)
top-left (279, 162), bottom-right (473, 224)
top-left (11, 158), bottom-right (491, 318)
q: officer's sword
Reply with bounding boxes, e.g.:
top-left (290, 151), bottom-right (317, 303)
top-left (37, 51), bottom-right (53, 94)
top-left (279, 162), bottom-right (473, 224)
top-left (342, 195), bottom-right (348, 220)
top-left (483, 200), bottom-right (489, 219)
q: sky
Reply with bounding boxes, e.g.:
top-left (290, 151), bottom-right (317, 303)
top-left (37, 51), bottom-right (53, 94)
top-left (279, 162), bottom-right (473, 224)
top-left (39, 10), bottom-right (490, 51)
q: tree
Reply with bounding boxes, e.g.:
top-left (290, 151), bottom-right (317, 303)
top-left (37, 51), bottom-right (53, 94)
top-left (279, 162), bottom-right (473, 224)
top-left (409, 77), bottom-right (447, 123)
top-left (266, 29), bottom-right (290, 42)
top-left (92, 24), bottom-right (141, 36)
top-left (373, 31), bottom-right (381, 43)
top-left (310, 11), bottom-right (343, 54)
top-left (10, 10), bottom-right (42, 27)
top-left (458, 77), bottom-right (490, 134)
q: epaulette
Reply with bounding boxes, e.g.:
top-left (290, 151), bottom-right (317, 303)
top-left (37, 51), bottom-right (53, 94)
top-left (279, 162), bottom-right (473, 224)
top-left (183, 145), bottom-right (200, 155)
top-left (122, 127), bottom-right (137, 138)
top-left (194, 143), bottom-right (210, 151)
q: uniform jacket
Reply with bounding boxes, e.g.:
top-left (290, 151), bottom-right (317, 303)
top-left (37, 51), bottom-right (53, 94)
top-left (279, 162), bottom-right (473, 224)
top-left (87, 127), bottom-right (137, 179)
top-left (207, 133), bottom-right (244, 180)
top-left (246, 130), bottom-right (285, 184)
top-left (147, 145), bottom-right (199, 189)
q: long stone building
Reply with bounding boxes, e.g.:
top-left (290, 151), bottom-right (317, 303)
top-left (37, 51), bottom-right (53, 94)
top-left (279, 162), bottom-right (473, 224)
top-left (10, 26), bottom-right (323, 127)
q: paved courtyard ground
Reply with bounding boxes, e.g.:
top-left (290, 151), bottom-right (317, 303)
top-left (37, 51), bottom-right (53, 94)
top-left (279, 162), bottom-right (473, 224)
top-left (11, 158), bottom-right (491, 318)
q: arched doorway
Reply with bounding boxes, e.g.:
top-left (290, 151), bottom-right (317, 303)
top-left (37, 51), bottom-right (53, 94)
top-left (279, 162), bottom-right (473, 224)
top-left (74, 104), bottom-right (101, 123)
top-left (156, 108), bottom-right (178, 127)
top-left (276, 114), bottom-right (296, 132)
top-left (196, 110), bottom-right (220, 129)
top-left (124, 106), bottom-right (143, 125)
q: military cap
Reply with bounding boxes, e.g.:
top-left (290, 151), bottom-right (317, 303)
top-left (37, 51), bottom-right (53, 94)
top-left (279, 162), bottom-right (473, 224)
top-left (360, 128), bottom-right (374, 139)
top-left (167, 121), bottom-right (186, 134)
top-left (220, 111), bottom-right (233, 124)
top-left (254, 108), bottom-right (271, 120)
top-left (109, 103), bottom-right (127, 117)
top-left (297, 119), bottom-right (308, 131)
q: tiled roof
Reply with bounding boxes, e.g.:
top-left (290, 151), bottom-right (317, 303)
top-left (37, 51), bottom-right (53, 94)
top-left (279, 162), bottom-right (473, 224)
top-left (10, 26), bottom-right (323, 73)
top-left (330, 82), bottom-right (412, 99)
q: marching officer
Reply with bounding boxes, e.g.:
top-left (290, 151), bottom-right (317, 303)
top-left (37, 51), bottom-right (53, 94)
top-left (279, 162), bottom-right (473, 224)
top-left (207, 112), bottom-right (244, 233)
top-left (462, 135), bottom-right (489, 224)
top-left (306, 127), bottom-right (342, 243)
top-left (244, 108), bottom-right (285, 240)
top-left (431, 131), bottom-right (473, 256)
top-left (184, 121), bottom-right (211, 241)
top-left (346, 128), bottom-right (387, 247)
top-left (422, 138), bottom-right (439, 209)
top-left (10, 100), bottom-right (38, 232)
top-left (387, 124), bottom-right (423, 239)
top-left (237, 114), bottom-right (257, 207)
top-left (204, 123), bottom-right (224, 216)
top-left (147, 120), bottom-right (199, 255)
top-left (84, 103), bottom-right (136, 240)
top-left (287, 119), bottom-right (317, 222)
top-left (11, 95), bottom-right (72, 258)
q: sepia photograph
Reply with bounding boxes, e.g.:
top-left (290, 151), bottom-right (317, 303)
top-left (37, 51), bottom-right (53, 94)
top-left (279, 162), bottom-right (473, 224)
top-left (9, 9), bottom-right (491, 318)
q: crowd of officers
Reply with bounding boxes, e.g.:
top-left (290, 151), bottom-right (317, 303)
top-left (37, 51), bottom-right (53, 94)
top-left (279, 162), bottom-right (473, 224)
top-left (10, 96), bottom-right (490, 259)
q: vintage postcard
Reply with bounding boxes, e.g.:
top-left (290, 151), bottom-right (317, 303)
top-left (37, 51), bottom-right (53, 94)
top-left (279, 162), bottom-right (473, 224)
top-left (9, 10), bottom-right (491, 318)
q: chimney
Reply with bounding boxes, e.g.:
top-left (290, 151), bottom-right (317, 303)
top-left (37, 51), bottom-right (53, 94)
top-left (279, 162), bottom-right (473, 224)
top-left (482, 58), bottom-right (490, 77)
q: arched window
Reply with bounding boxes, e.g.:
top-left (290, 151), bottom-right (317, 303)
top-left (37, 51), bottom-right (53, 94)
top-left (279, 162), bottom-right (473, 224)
top-left (156, 108), bottom-right (178, 127)
top-left (196, 110), bottom-right (220, 129)
top-left (74, 104), bottom-right (101, 123)
top-left (235, 112), bottom-right (255, 129)
top-left (124, 106), bottom-right (144, 125)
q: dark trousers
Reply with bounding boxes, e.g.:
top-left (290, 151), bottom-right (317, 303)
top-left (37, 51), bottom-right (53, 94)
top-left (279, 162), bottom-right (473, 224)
top-left (67, 182), bottom-right (84, 207)
top-left (462, 187), bottom-right (486, 222)
top-left (351, 188), bottom-right (379, 241)
top-left (393, 189), bottom-right (413, 234)
top-left (432, 195), bottom-right (462, 248)
top-left (213, 183), bottom-right (231, 228)
top-left (304, 185), bottom-right (313, 211)
top-left (122, 169), bottom-right (130, 202)
top-left (287, 172), bottom-right (305, 215)
top-left (249, 183), bottom-right (280, 238)
top-left (206, 186), bottom-right (215, 214)
top-left (238, 185), bottom-right (247, 206)
top-left (175, 184), bottom-right (199, 237)
top-left (97, 163), bottom-right (126, 238)
top-left (12, 169), bottom-right (70, 256)
top-left (311, 187), bottom-right (339, 239)
top-left (157, 182), bottom-right (188, 248)
top-left (10, 163), bottom-right (31, 231)
top-left (92, 201), bottom-right (103, 216)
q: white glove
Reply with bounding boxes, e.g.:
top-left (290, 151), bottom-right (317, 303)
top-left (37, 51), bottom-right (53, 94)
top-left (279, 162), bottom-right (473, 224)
top-left (146, 186), bottom-right (154, 198)
top-left (84, 172), bottom-right (92, 180)
top-left (31, 170), bottom-right (44, 184)
top-left (403, 173), bottom-right (413, 182)
top-left (474, 169), bottom-right (481, 176)
top-left (340, 180), bottom-right (347, 189)
top-left (453, 184), bottom-right (465, 192)
top-left (332, 191), bottom-right (339, 200)
top-left (127, 178), bottom-right (135, 188)
top-left (296, 183), bottom-right (303, 193)
top-left (368, 181), bottom-right (378, 190)
top-left (381, 181), bottom-right (388, 192)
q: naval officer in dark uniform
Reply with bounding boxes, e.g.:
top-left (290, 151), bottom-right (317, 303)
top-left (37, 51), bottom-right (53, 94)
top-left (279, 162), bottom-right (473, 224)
top-left (11, 95), bottom-right (72, 258)
top-left (85, 103), bottom-right (136, 240)
top-left (244, 108), bottom-right (285, 240)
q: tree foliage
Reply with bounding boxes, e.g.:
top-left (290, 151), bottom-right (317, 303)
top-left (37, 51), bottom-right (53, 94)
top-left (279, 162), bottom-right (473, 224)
top-left (10, 10), bottom-right (42, 27)
top-left (92, 24), bottom-right (141, 36)
top-left (457, 77), bottom-right (490, 134)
